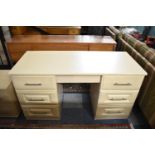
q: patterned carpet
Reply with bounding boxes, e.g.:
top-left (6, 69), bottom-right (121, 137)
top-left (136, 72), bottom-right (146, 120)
top-left (0, 122), bottom-right (131, 129)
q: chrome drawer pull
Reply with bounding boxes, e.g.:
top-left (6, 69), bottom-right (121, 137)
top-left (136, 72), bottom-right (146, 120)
top-left (113, 82), bottom-right (132, 86)
top-left (24, 83), bottom-right (42, 86)
top-left (104, 109), bottom-right (124, 114)
top-left (27, 98), bottom-right (45, 102)
top-left (105, 111), bottom-right (123, 114)
top-left (109, 98), bottom-right (127, 101)
top-left (30, 110), bottom-right (49, 114)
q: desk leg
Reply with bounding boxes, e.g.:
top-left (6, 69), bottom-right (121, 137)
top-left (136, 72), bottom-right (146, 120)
top-left (90, 84), bottom-right (100, 118)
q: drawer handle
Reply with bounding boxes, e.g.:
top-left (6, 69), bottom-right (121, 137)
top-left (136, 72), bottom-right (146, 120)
top-left (27, 98), bottom-right (45, 102)
top-left (24, 83), bottom-right (42, 86)
top-left (104, 111), bottom-right (124, 114)
top-left (113, 82), bottom-right (132, 86)
top-left (109, 98), bottom-right (127, 101)
top-left (30, 109), bottom-right (49, 114)
top-left (104, 109), bottom-right (124, 114)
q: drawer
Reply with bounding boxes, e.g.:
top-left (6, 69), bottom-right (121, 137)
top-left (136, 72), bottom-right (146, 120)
top-left (89, 44), bottom-right (115, 51)
top-left (96, 105), bottom-right (131, 119)
top-left (16, 90), bottom-right (58, 104)
top-left (12, 76), bottom-right (57, 90)
top-left (69, 29), bottom-right (79, 34)
top-left (56, 75), bottom-right (100, 83)
top-left (22, 105), bottom-right (60, 120)
top-left (101, 75), bottom-right (144, 90)
top-left (98, 90), bottom-right (138, 106)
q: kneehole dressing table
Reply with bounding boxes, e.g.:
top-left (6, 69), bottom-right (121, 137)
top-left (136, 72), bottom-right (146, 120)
top-left (9, 51), bottom-right (147, 120)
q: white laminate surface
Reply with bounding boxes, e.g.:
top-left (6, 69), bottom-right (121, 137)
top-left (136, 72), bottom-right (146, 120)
top-left (9, 51), bottom-right (147, 76)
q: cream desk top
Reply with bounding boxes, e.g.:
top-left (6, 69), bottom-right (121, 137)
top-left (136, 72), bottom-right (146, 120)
top-left (9, 51), bottom-right (147, 76)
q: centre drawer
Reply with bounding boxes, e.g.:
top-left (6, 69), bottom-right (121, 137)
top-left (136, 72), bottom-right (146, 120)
top-left (21, 105), bottom-right (60, 120)
top-left (101, 75), bottom-right (144, 90)
top-left (16, 90), bottom-right (58, 104)
top-left (12, 76), bottom-right (57, 90)
top-left (98, 90), bottom-right (138, 106)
